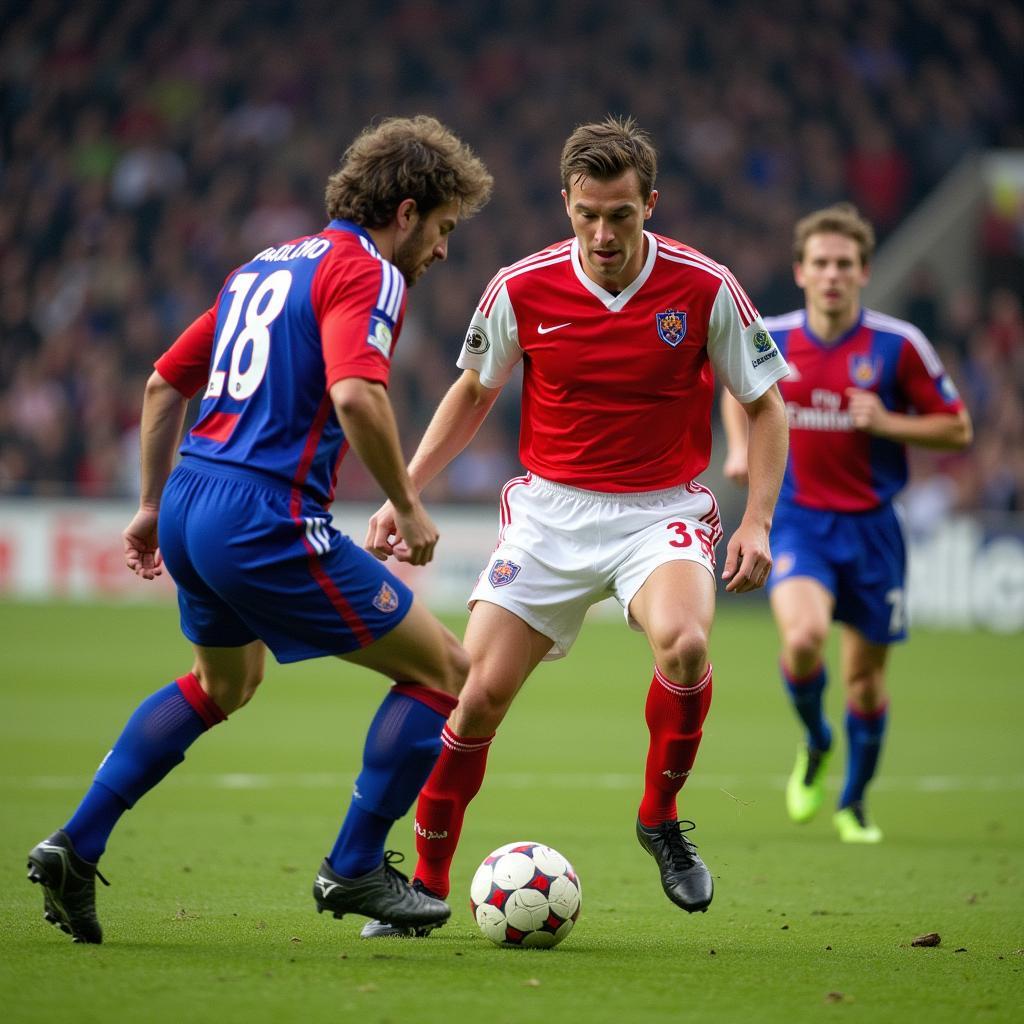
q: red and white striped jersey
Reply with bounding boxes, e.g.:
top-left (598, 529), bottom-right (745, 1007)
top-left (457, 231), bottom-right (788, 491)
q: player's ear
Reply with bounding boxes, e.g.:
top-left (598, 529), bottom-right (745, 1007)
top-left (793, 261), bottom-right (805, 288)
top-left (561, 189), bottom-right (570, 217)
top-left (644, 189), bottom-right (658, 220)
top-left (395, 198), bottom-right (419, 230)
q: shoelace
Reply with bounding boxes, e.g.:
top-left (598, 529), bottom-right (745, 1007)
top-left (658, 820), bottom-right (699, 871)
top-left (381, 850), bottom-right (414, 893)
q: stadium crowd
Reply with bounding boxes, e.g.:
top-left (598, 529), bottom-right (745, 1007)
top-left (1, 0), bottom-right (1022, 515)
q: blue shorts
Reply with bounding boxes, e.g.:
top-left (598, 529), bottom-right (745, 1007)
top-left (158, 459), bottom-right (413, 663)
top-left (767, 500), bottom-right (907, 645)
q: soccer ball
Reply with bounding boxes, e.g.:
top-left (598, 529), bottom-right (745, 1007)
top-left (470, 841), bottom-right (582, 948)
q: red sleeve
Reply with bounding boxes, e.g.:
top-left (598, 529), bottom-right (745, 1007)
top-left (154, 308), bottom-right (217, 398)
top-left (896, 338), bottom-right (965, 416)
top-left (311, 250), bottom-right (406, 389)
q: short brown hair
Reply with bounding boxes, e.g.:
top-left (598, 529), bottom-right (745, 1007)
top-left (560, 115), bottom-right (658, 199)
top-left (325, 115), bottom-right (492, 228)
top-left (793, 203), bottom-right (876, 265)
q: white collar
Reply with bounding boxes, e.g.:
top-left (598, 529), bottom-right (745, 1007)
top-left (570, 230), bottom-right (657, 311)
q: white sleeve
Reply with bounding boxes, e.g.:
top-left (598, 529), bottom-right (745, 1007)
top-left (707, 283), bottom-right (789, 402)
top-left (455, 281), bottom-right (522, 388)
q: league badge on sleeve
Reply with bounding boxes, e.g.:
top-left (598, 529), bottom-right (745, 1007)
top-left (488, 559), bottom-right (522, 588)
top-left (366, 317), bottom-right (393, 359)
top-left (655, 310), bottom-right (687, 347)
top-left (464, 326), bottom-right (490, 354)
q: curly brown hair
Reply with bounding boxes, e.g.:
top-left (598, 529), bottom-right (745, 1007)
top-left (325, 115), bottom-right (493, 227)
top-left (793, 203), bottom-right (876, 266)
top-left (560, 115), bottom-right (658, 199)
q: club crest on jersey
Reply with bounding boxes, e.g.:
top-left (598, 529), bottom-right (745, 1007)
top-left (366, 317), bottom-right (393, 359)
top-left (372, 582), bottom-right (400, 613)
top-left (655, 309), bottom-right (687, 347)
top-left (464, 326), bottom-right (489, 354)
top-left (488, 559), bottom-right (521, 588)
top-left (848, 354), bottom-right (882, 388)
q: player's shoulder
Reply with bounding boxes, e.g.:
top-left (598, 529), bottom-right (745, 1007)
top-left (477, 239), bottom-right (574, 313)
top-left (652, 234), bottom-right (740, 290)
top-left (486, 239), bottom-right (574, 286)
top-left (862, 308), bottom-right (943, 372)
top-left (762, 309), bottom-right (804, 335)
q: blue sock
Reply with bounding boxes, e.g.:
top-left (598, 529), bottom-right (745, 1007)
top-left (329, 687), bottom-right (449, 878)
top-left (64, 676), bottom-right (224, 863)
top-left (781, 662), bottom-right (832, 752)
top-left (839, 703), bottom-right (888, 808)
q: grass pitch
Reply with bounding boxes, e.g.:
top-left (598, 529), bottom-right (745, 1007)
top-left (1, 600), bottom-right (1022, 1023)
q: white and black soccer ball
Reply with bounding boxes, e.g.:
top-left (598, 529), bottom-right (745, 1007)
top-left (470, 841), bottom-right (582, 948)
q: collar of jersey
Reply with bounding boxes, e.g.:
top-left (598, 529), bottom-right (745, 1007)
top-left (801, 307), bottom-right (866, 349)
top-left (569, 230), bottom-right (657, 312)
top-left (325, 219), bottom-right (379, 254)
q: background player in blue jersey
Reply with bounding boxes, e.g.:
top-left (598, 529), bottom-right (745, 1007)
top-left (722, 204), bottom-right (972, 843)
top-left (26, 116), bottom-right (493, 943)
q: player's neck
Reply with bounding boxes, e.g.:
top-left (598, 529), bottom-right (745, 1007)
top-left (806, 306), bottom-right (860, 344)
top-left (364, 225), bottom-right (397, 262)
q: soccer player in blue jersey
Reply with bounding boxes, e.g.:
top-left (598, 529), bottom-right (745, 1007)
top-left (722, 204), bottom-right (972, 842)
top-left (26, 116), bottom-right (493, 943)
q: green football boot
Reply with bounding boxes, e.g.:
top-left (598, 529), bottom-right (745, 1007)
top-left (785, 745), bottom-right (831, 823)
top-left (833, 802), bottom-right (883, 844)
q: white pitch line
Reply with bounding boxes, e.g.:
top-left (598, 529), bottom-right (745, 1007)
top-left (8, 772), bottom-right (1024, 792)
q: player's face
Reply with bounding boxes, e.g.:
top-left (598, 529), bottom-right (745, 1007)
top-left (795, 233), bottom-right (870, 322)
top-left (563, 170), bottom-right (657, 293)
top-left (393, 199), bottom-right (461, 286)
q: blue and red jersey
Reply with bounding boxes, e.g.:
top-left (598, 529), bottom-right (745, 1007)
top-left (155, 220), bottom-right (406, 507)
top-left (767, 307), bottom-right (964, 512)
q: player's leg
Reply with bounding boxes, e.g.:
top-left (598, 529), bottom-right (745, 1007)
top-left (628, 559), bottom-right (717, 913)
top-left (410, 600), bottom-right (553, 898)
top-left (27, 640), bottom-right (263, 944)
top-left (357, 601), bottom-right (551, 937)
top-left (833, 627), bottom-right (889, 843)
top-left (770, 576), bottom-right (836, 822)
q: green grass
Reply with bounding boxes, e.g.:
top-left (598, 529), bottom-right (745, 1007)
top-left (1, 601), bottom-right (1022, 1023)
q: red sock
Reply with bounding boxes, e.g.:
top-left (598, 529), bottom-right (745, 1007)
top-left (412, 725), bottom-right (494, 898)
top-left (638, 664), bottom-right (713, 827)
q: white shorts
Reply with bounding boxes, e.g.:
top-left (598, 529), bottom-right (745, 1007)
top-left (468, 473), bottom-right (722, 660)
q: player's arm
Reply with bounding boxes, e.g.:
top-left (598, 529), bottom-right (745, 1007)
top-left (843, 389), bottom-right (973, 450)
top-left (123, 371), bottom-right (190, 580)
top-left (125, 309), bottom-right (216, 580)
top-left (721, 383), bottom-right (789, 594)
top-left (365, 369), bottom-right (502, 560)
top-left (330, 377), bottom-right (439, 567)
top-left (720, 390), bottom-right (750, 486)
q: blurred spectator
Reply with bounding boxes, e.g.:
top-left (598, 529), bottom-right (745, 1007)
top-left (0, 0), bottom-right (1021, 509)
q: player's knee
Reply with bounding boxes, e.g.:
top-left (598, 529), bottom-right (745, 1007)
top-left (452, 675), bottom-right (512, 734)
top-left (783, 624), bottom-right (828, 669)
top-left (846, 671), bottom-right (885, 713)
top-left (196, 667), bottom-right (263, 715)
top-left (653, 624), bottom-right (709, 684)
top-left (430, 633), bottom-right (470, 698)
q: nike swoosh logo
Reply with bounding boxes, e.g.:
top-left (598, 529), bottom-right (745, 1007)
top-left (537, 322), bottom-right (572, 335)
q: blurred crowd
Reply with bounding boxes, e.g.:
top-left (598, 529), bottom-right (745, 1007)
top-left (1, 0), bottom-right (1022, 518)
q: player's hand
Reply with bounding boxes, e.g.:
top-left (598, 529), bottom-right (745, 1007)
top-left (123, 507), bottom-right (163, 580)
top-left (721, 521), bottom-right (772, 593)
top-left (845, 388), bottom-right (890, 436)
top-left (722, 448), bottom-right (749, 487)
top-left (365, 501), bottom-right (400, 561)
top-left (392, 501), bottom-right (440, 566)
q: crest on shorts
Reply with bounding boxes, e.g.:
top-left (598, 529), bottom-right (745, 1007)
top-left (372, 582), bottom-right (399, 613)
top-left (773, 552), bottom-right (795, 579)
top-left (655, 309), bottom-right (687, 347)
top-left (488, 558), bottom-right (521, 587)
top-left (848, 354), bottom-right (882, 388)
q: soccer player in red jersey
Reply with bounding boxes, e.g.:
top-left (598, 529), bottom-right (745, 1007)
top-left (361, 116), bottom-right (790, 934)
top-left (722, 204), bottom-right (972, 843)
top-left (26, 117), bottom-right (493, 943)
